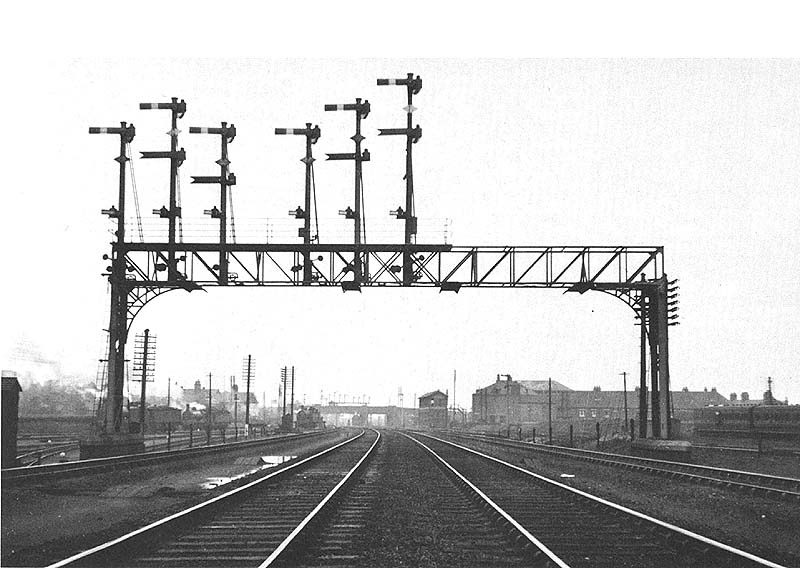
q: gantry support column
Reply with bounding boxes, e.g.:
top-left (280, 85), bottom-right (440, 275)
top-left (641, 275), bottom-right (674, 438)
top-left (90, 121), bottom-right (136, 433)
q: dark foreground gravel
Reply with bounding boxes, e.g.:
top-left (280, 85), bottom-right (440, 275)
top-left (295, 430), bottom-right (531, 567)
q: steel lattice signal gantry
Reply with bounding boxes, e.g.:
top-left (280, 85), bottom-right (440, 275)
top-left (90, 74), bottom-right (677, 443)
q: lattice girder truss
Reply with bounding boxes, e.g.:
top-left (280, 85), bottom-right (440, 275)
top-left (113, 243), bottom-right (664, 290)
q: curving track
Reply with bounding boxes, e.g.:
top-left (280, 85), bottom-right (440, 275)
top-left (411, 432), bottom-right (790, 568)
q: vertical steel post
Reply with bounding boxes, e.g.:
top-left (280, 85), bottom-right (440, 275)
top-left (190, 122), bottom-right (236, 285)
top-left (303, 127), bottom-right (313, 283)
top-left (325, 99), bottom-right (370, 284)
top-left (657, 275), bottom-right (672, 438)
top-left (140, 98), bottom-right (186, 281)
top-left (649, 291), bottom-right (661, 438)
top-left (219, 125), bottom-right (229, 283)
top-left (378, 74), bottom-right (422, 285)
top-left (639, 297), bottom-right (648, 438)
top-left (353, 104), bottom-right (363, 282)
top-left (275, 124), bottom-right (319, 284)
top-left (91, 122), bottom-right (135, 434)
top-left (167, 100), bottom-right (180, 281)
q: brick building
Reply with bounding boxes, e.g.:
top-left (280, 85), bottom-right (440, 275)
top-left (472, 375), bottom-right (730, 437)
top-left (418, 390), bottom-right (448, 429)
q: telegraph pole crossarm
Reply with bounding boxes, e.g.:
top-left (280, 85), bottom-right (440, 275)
top-left (275, 123), bottom-right (321, 284)
top-left (190, 122), bottom-right (237, 285)
top-left (325, 98), bottom-right (370, 286)
top-left (378, 72), bottom-right (422, 286)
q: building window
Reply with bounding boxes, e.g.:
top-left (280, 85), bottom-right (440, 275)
top-left (591, 410), bottom-right (597, 418)
top-left (578, 409), bottom-right (585, 418)
top-left (604, 410), bottom-right (611, 418)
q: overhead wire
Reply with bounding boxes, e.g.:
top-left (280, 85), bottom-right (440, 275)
top-left (126, 143), bottom-right (145, 242)
top-left (176, 172), bottom-right (184, 242)
top-left (228, 185), bottom-right (237, 243)
top-left (359, 169), bottom-right (366, 243)
top-left (311, 163), bottom-right (320, 242)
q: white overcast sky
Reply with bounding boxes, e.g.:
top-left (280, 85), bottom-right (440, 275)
top-left (2, 3), bottom-right (799, 410)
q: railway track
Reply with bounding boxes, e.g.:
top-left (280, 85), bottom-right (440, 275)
top-left (3, 431), bottom-right (332, 484)
top-left (412, 432), bottom-right (790, 568)
top-left (445, 432), bottom-right (800, 500)
top-left (47, 430), bottom-right (379, 568)
top-left (291, 430), bottom-right (532, 567)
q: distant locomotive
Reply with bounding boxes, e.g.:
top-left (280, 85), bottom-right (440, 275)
top-left (295, 406), bottom-right (325, 430)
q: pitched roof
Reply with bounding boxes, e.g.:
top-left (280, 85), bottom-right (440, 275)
top-left (519, 380), bottom-right (572, 393)
top-left (475, 379), bottom-right (572, 394)
top-left (419, 390), bottom-right (447, 400)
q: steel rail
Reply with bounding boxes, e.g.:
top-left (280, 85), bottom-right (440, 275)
top-left (3, 430), bottom-right (333, 483)
top-left (258, 429), bottom-right (381, 567)
top-left (417, 433), bottom-right (789, 568)
top-left (46, 430), bottom-right (369, 568)
top-left (445, 432), bottom-right (800, 498)
top-left (402, 433), bottom-right (572, 568)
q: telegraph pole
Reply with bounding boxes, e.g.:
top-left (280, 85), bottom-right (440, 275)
top-left (190, 122), bottom-right (237, 284)
top-left (452, 369), bottom-right (456, 429)
top-left (134, 329), bottom-right (152, 435)
top-left (378, 73), bottom-right (422, 285)
top-left (325, 98), bottom-right (370, 284)
top-left (620, 371), bottom-right (629, 428)
top-left (231, 376), bottom-right (238, 441)
top-left (281, 367), bottom-right (288, 428)
top-left (207, 372), bottom-right (212, 445)
top-left (90, 121), bottom-right (135, 433)
top-left (140, 97), bottom-right (186, 282)
top-left (548, 377), bottom-right (553, 445)
top-left (290, 366), bottom-right (295, 430)
top-left (275, 123), bottom-right (321, 285)
top-left (243, 355), bottom-right (254, 430)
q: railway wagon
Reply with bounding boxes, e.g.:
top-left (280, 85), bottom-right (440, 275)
top-left (693, 405), bottom-right (800, 434)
